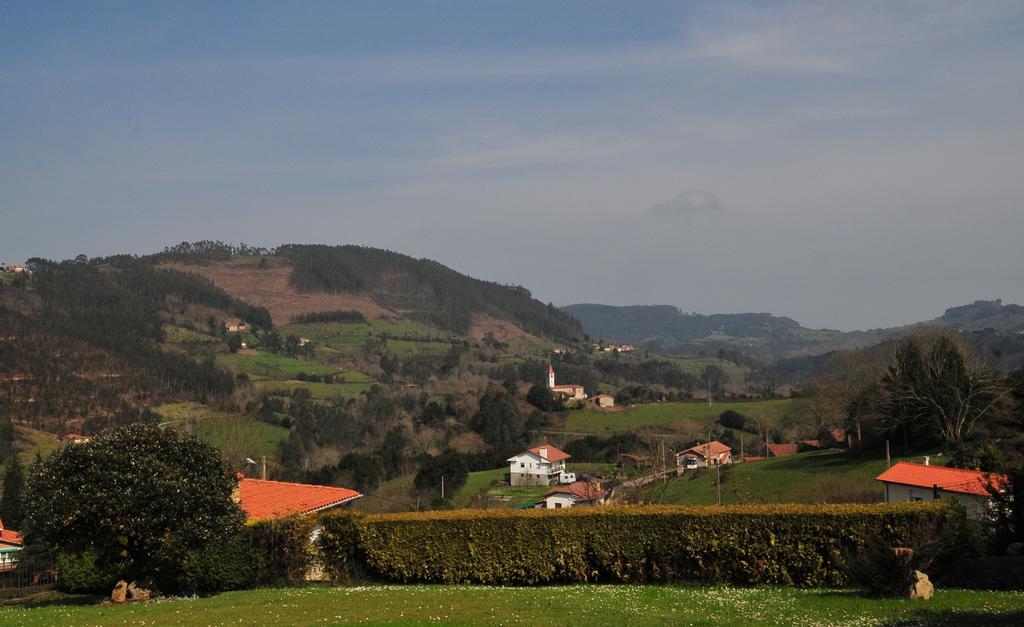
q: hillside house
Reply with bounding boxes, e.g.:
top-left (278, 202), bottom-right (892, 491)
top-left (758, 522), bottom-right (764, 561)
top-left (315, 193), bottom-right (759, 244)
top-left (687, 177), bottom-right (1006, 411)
top-left (547, 364), bottom-right (587, 401)
top-left (536, 481), bottom-right (606, 509)
top-left (224, 320), bottom-right (248, 333)
top-left (875, 461), bottom-right (1005, 520)
top-left (236, 477), bottom-right (362, 522)
top-left (507, 444), bottom-right (576, 486)
top-left (62, 433), bottom-right (91, 444)
top-left (618, 453), bottom-right (650, 469)
top-left (0, 519), bottom-right (23, 572)
top-left (766, 443), bottom-right (799, 457)
top-left (592, 393), bottom-right (615, 408)
top-left (676, 441), bottom-right (732, 470)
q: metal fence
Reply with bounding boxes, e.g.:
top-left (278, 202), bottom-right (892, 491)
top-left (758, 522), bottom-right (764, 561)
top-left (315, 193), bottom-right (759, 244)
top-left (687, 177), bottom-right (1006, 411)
top-left (0, 553), bottom-right (57, 599)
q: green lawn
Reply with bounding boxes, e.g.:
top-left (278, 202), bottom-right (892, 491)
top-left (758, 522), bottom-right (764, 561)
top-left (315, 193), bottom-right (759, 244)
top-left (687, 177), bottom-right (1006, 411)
top-left (642, 449), bottom-right (916, 506)
top-left (566, 399), bottom-right (795, 435)
top-left (3, 585), bottom-right (1022, 626)
top-left (216, 352), bottom-right (338, 378)
top-left (280, 319), bottom-right (450, 356)
top-left (154, 402), bottom-right (288, 460)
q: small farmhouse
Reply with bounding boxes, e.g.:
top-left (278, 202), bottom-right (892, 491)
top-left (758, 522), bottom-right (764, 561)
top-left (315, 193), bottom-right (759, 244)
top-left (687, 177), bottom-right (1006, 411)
top-left (547, 364), bottom-right (587, 401)
top-left (875, 461), bottom-right (1005, 520)
top-left (62, 433), bottom-right (91, 444)
top-left (766, 443), bottom-right (798, 457)
top-left (0, 519), bottom-right (23, 572)
top-left (676, 440), bottom-right (732, 469)
top-left (507, 444), bottom-right (576, 486)
top-left (236, 477), bottom-right (362, 522)
top-left (224, 320), bottom-right (248, 333)
top-left (536, 481), bottom-right (606, 509)
top-left (591, 393), bottom-right (615, 408)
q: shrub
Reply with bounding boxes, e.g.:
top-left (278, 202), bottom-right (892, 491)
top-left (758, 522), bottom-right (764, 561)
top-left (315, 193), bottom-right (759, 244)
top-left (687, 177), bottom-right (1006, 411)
top-left (178, 528), bottom-right (257, 593)
top-left (351, 503), bottom-right (956, 587)
top-left (56, 549), bottom-right (122, 594)
top-left (250, 517), bottom-right (317, 584)
top-left (841, 518), bottom-right (958, 596)
top-left (317, 511), bottom-right (365, 582)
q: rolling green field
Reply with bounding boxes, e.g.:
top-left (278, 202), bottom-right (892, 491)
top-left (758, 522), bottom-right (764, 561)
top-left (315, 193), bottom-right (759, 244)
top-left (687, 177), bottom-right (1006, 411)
top-left (565, 399), bottom-right (795, 435)
top-left (3, 586), bottom-right (1021, 626)
top-left (161, 324), bottom-right (219, 344)
top-left (154, 402), bottom-right (288, 460)
top-left (642, 449), bottom-right (915, 506)
top-left (281, 319), bottom-right (452, 356)
top-left (215, 352), bottom-right (339, 378)
top-left (651, 354), bottom-right (749, 378)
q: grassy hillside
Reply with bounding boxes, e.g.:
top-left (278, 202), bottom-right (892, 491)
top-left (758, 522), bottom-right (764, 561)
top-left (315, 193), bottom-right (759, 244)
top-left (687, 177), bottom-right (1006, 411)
top-left (641, 449), bottom-right (918, 506)
top-left (565, 399), bottom-right (795, 435)
top-left (155, 402), bottom-right (288, 461)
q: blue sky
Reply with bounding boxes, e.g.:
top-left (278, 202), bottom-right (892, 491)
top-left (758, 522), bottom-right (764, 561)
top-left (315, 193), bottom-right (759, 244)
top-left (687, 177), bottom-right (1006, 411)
top-left (2, 1), bottom-right (1023, 330)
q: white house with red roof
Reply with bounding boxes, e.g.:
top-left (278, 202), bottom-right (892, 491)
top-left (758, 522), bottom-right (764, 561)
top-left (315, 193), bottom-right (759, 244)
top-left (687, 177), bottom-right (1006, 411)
top-left (676, 440), bottom-right (732, 469)
top-left (507, 444), bottom-right (576, 486)
top-left (875, 460), bottom-right (1005, 520)
top-left (235, 477), bottom-right (362, 522)
top-left (0, 519), bottom-right (23, 572)
top-left (536, 481), bottom-right (606, 509)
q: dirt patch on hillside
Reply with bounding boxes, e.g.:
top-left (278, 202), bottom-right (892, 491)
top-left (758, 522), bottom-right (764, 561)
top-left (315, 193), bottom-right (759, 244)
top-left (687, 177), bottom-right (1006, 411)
top-left (469, 314), bottom-right (540, 343)
top-left (161, 261), bottom-right (392, 325)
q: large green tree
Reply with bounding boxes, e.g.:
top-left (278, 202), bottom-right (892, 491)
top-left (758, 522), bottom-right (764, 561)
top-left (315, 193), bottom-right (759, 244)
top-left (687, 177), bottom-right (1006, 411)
top-left (24, 424), bottom-right (244, 590)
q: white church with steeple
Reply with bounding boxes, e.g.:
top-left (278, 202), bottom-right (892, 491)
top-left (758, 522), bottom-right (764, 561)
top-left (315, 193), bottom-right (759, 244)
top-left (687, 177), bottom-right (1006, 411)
top-left (547, 363), bottom-right (586, 400)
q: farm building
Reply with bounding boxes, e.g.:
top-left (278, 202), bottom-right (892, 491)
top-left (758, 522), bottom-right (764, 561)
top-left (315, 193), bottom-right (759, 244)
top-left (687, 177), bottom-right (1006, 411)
top-left (766, 443), bottom-right (799, 457)
top-left (618, 453), bottom-right (650, 469)
top-left (536, 481), bottom-right (606, 509)
top-left (224, 320), bottom-right (248, 333)
top-left (676, 441), bottom-right (732, 469)
top-left (507, 444), bottom-right (576, 486)
top-left (592, 393), bottom-right (615, 408)
top-left (875, 461), bottom-right (1005, 520)
top-left (0, 520), bottom-right (23, 572)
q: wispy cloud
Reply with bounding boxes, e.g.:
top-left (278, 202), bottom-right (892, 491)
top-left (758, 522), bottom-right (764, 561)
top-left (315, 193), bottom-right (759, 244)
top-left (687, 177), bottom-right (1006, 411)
top-left (647, 190), bottom-right (722, 218)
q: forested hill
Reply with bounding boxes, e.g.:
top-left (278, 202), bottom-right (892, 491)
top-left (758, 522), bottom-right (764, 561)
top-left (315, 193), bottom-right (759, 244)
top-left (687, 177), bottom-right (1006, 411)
top-left (276, 244), bottom-right (583, 341)
top-left (560, 304), bottom-right (801, 344)
top-left (562, 300), bottom-right (1024, 366)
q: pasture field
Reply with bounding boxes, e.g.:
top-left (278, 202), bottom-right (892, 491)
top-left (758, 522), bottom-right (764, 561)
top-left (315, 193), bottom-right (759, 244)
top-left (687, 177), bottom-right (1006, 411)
top-left (0, 425), bottom-right (60, 479)
top-left (215, 352), bottom-right (338, 378)
top-left (642, 449), bottom-right (917, 506)
top-left (3, 586), bottom-right (1021, 626)
top-left (650, 354), bottom-right (749, 378)
top-left (565, 399), bottom-right (795, 435)
top-left (161, 325), bottom-right (219, 344)
top-left (154, 402), bottom-right (287, 459)
top-left (251, 378), bottom-right (373, 400)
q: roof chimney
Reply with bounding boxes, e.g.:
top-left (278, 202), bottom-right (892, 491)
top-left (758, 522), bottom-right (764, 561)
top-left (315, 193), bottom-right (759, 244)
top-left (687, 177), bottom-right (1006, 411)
top-left (539, 447), bottom-right (548, 459)
top-left (923, 456), bottom-right (929, 466)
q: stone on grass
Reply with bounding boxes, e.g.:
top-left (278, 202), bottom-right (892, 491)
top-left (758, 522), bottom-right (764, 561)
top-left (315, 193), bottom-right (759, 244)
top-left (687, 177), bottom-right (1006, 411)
top-left (907, 570), bottom-right (933, 600)
top-left (110, 580), bottom-right (128, 604)
top-left (127, 580), bottom-right (152, 602)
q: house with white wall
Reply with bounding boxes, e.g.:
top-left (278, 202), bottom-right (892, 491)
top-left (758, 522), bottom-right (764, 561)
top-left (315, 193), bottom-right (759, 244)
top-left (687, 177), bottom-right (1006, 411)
top-left (508, 444), bottom-right (576, 486)
top-left (875, 460), bottom-right (1004, 520)
top-left (675, 440), bottom-right (732, 469)
top-left (536, 481), bottom-right (606, 509)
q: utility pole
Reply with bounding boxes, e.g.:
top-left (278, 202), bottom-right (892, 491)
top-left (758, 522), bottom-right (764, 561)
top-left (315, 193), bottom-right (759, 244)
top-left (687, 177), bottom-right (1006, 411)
top-left (886, 440), bottom-right (891, 469)
top-left (740, 432), bottom-right (744, 463)
top-left (441, 474), bottom-right (445, 500)
top-left (707, 376), bottom-right (712, 407)
top-left (261, 455), bottom-right (267, 480)
top-left (717, 464), bottom-right (722, 506)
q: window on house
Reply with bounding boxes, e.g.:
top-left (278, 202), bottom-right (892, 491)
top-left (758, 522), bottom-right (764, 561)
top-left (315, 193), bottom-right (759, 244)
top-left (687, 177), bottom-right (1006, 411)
top-left (555, 502), bottom-right (562, 509)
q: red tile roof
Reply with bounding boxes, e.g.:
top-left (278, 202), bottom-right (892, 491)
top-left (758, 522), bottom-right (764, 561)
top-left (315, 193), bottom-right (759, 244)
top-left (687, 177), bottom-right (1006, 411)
top-left (683, 441), bottom-right (731, 458)
top-left (767, 443), bottom-right (799, 457)
top-left (0, 520), bottom-right (22, 547)
top-left (238, 478), bottom-right (362, 521)
top-left (875, 462), bottom-right (1005, 497)
top-left (528, 444), bottom-right (570, 463)
top-left (542, 481), bottom-right (605, 502)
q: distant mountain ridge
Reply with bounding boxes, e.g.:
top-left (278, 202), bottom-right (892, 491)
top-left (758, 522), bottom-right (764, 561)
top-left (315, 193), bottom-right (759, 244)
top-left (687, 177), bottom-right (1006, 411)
top-left (562, 300), bottom-right (1024, 363)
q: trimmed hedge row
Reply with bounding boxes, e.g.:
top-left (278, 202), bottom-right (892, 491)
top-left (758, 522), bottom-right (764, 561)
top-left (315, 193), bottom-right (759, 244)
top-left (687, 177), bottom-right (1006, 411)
top-left (331, 503), bottom-right (955, 587)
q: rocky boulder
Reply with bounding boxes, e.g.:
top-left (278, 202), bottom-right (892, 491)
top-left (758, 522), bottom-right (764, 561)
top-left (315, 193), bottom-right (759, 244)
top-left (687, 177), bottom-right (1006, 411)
top-left (110, 580), bottom-right (128, 604)
top-left (907, 570), bottom-right (934, 600)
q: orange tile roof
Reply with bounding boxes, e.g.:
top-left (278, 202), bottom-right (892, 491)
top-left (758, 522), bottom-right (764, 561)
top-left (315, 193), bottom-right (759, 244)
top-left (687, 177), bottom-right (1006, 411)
top-left (542, 481), bottom-right (605, 502)
top-left (529, 444), bottom-right (571, 463)
top-left (875, 462), bottom-right (1005, 497)
top-left (683, 440), bottom-right (731, 457)
top-left (767, 443), bottom-right (799, 457)
top-left (239, 478), bottom-right (362, 521)
top-left (0, 519), bottom-right (22, 547)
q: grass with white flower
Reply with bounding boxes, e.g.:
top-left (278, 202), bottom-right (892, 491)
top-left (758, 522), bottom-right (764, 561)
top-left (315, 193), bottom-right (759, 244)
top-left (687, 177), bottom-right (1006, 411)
top-left (1, 585), bottom-right (1022, 626)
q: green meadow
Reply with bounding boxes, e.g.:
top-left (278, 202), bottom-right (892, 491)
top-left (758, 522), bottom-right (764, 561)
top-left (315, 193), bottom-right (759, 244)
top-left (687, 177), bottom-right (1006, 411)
top-left (565, 399), bottom-right (795, 435)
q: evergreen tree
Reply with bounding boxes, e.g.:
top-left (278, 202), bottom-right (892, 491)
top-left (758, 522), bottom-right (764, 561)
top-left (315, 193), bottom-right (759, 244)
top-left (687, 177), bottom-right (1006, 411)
top-left (0, 455), bottom-right (25, 529)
